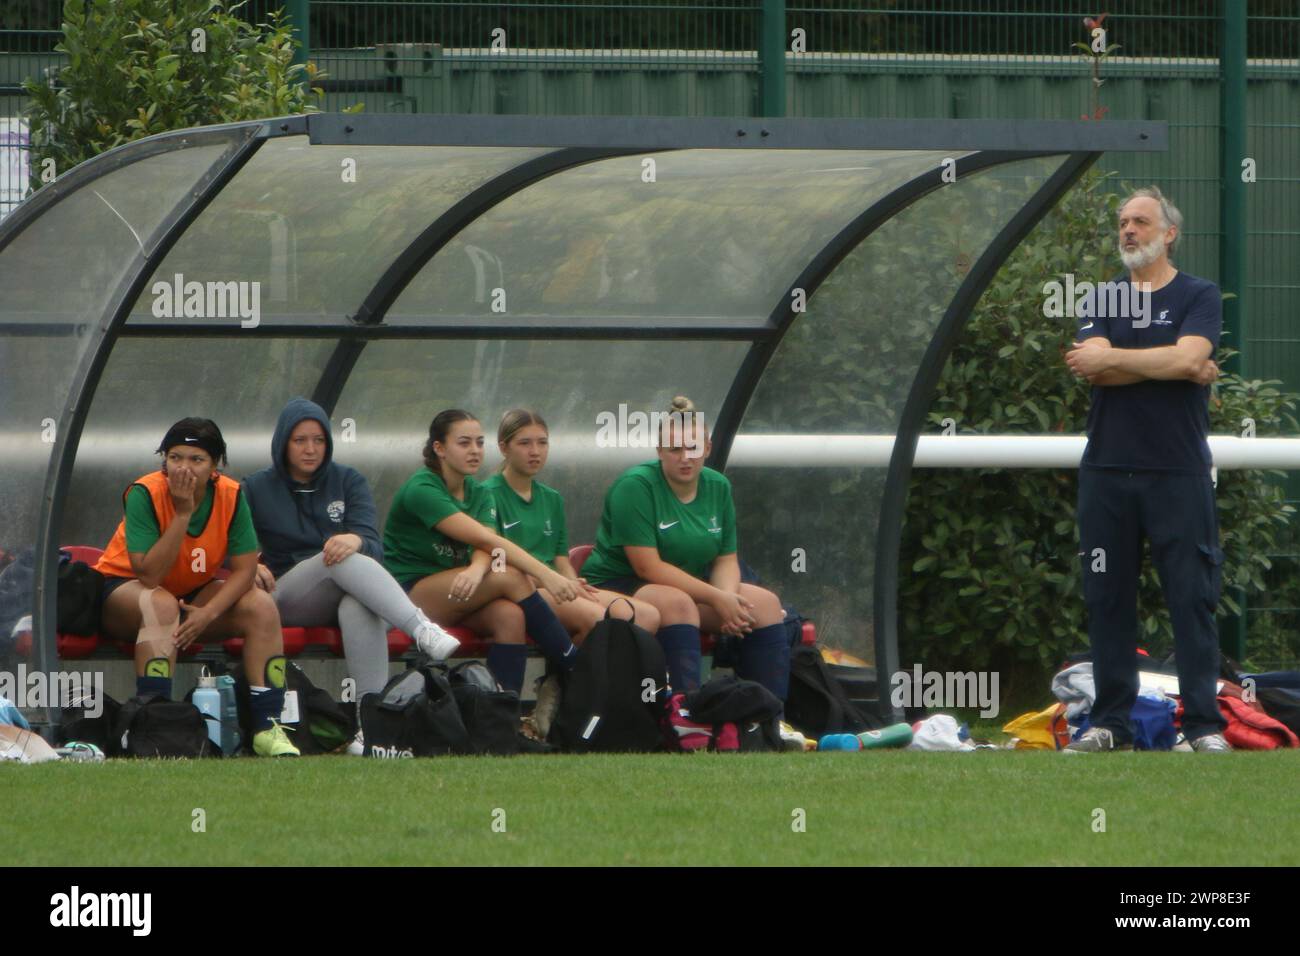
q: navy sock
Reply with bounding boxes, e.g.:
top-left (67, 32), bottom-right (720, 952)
top-left (249, 686), bottom-right (285, 733)
top-left (487, 643), bottom-right (528, 695)
top-left (736, 622), bottom-right (792, 702)
top-left (136, 675), bottom-right (172, 699)
top-left (517, 591), bottom-right (578, 671)
top-left (657, 624), bottom-right (701, 695)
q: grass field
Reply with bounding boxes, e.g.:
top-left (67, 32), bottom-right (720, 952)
top-left (6, 750), bottom-right (1298, 866)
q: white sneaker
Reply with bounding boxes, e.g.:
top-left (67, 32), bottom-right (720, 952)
top-left (346, 728), bottom-right (365, 756)
top-left (413, 620), bottom-right (460, 661)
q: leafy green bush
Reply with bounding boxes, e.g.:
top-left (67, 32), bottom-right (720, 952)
top-left (23, 0), bottom-right (335, 190)
top-left (898, 170), bottom-right (1299, 698)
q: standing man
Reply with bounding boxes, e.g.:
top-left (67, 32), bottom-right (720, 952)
top-left (1063, 186), bottom-right (1232, 753)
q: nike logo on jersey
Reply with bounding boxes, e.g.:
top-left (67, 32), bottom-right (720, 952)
top-left (503, 520), bottom-right (521, 529)
top-left (658, 521), bottom-right (679, 531)
top-left (1080, 321), bottom-right (1094, 330)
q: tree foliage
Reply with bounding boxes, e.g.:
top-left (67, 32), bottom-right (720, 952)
top-left (22, 0), bottom-right (335, 191)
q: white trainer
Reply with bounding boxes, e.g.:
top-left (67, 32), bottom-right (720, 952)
top-left (346, 727), bottom-right (365, 756)
top-left (413, 620), bottom-right (460, 661)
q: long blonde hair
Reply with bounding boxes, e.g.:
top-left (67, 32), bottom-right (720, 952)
top-left (497, 408), bottom-right (548, 472)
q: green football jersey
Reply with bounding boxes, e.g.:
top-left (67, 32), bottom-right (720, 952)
top-left (383, 469), bottom-right (498, 584)
top-left (479, 473), bottom-right (569, 569)
top-left (582, 461), bottom-right (736, 583)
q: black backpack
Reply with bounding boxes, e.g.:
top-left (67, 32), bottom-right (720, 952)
top-left (784, 645), bottom-right (880, 739)
top-left (551, 603), bottom-right (668, 753)
top-left (113, 694), bottom-right (215, 758)
top-left (56, 554), bottom-right (104, 636)
top-left (231, 661), bottom-right (354, 754)
top-left (446, 661), bottom-right (535, 755)
top-left (361, 664), bottom-right (470, 757)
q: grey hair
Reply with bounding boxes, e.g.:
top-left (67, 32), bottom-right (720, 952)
top-left (1121, 185), bottom-right (1183, 256)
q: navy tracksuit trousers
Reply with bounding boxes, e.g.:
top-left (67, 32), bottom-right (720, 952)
top-left (1077, 466), bottom-right (1228, 743)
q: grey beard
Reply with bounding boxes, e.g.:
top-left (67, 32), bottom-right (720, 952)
top-left (1119, 236), bottom-right (1166, 271)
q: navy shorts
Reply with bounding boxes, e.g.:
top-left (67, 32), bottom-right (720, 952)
top-left (589, 576), bottom-right (652, 596)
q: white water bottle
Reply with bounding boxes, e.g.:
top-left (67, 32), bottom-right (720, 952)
top-left (193, 670), bottom-right (222, 752)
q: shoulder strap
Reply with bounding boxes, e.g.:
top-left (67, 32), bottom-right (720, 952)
top-left (586, 628), bottom-right (611, 726)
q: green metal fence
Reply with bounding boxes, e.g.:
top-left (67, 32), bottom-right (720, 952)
top-left (2, 0), bottom-right (1298, 662)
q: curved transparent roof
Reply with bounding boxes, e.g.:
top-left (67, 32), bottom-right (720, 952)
top-left (392, 148), bottom-right (965, 324)
top-left (0, 113), bottom-right (1165, 718)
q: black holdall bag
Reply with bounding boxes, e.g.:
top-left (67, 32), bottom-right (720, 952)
top-left (551, 600), bottom-right (669, 753)
top-left (784, 644), bottom-right (881, 739)
top-left (361, 664), bottom-right (470, 758)
top-left (446, 661), bottom-right (528, 756)
top-left (113, 694), bottom-right (215, 758)
top-left (231, 660), bottom-right (354, 754)
top-left (684, 675), bottom-right (785, 752)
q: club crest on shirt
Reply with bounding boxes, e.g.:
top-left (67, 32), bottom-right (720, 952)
top-left (708, 515), bottom-right (721, 534)
top-left (1153, 309), bottom-right (1172, 326)
top-left (543, 519), bottom-right (553, 537)
top-left (327, 500), bottom-right (345, 522)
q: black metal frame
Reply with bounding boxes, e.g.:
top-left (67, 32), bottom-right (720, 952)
top-left (305, 113), bottom-right (1163, 153)
top-left (0, 113), bottom-right (1164, 733)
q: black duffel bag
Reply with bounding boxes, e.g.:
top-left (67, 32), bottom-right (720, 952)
top-left (361, 664), bottom-right (469, 757)
top-left (447, 661), bottom-right (527, 755)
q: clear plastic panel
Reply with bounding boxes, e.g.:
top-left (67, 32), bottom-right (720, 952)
top-left (392, 149), bottom-right (966, 323)
top-left (127, 140), bottom-right (553, 325)
top-left (0, 134), bottom-right (243, 650)
top-left (328, 338), bottom-right (748, 546)
top-left (731, 155), bottom-right (1069, 659)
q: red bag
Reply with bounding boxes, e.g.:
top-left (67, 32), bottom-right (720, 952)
top-left (665, 694), bottom-right (740, 752)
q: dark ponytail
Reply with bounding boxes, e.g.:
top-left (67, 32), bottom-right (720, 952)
top-left (423, 409), bottom-right (478, 481)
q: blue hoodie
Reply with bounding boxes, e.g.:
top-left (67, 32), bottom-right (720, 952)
top-left (242, 397), bottom-right (384, 578)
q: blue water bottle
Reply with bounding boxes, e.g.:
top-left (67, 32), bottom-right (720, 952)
top-left (192, 671), bottom-right (223, 753)
top-left (215, 674), bottom-right (241, 755)
top-left (818, 733), bottom-right (864, 751)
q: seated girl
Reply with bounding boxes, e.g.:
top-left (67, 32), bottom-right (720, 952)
top-left (480, 408), bottom-right (660, 643)
top-left (94, 417), bottom-right (297, 756)
top-left (242, 397), bottom-right (461, 755)
top-left (580, 396), bottom-right (791, 700)
top-left (383, 409), bottom-right (582, 694)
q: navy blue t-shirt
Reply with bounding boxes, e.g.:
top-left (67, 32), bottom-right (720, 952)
top-left (1076, 271), bottom-right (1221, 474)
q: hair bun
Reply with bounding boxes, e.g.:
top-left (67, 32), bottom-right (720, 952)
top-left (668, 395), bottom-right (695, 413)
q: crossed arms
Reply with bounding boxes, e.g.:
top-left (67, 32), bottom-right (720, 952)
top-left (1064, 335), bottom-right (1218, 387)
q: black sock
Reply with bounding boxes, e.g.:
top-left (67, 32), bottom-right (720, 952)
top-left (517, 591), bottom-right (578, 671)
top-left (250, 655), bottom-right (288, 733)
top-left (249, 686), bottom-right (285, 733)
top-left (735, 622), bottom-right (792, 701)
top-left (137, 657), bottom-right (172, 699)
top-left (656, 624), bottom-right (701, 695)
top-left (486, 643), bottom-right (528, 695)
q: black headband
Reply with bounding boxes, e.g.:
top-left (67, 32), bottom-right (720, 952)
top-left (158, 425), bottom-right (225, 464)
